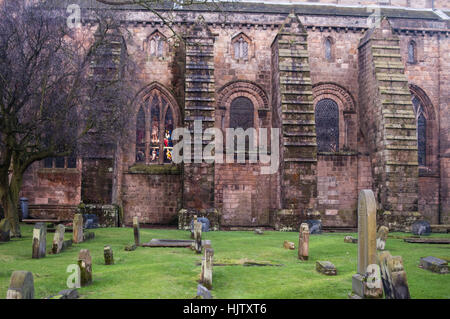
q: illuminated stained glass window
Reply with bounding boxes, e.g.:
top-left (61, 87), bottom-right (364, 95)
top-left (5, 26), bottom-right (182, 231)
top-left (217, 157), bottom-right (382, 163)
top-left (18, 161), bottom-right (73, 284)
top-left (412, 96), bottom-right (426, 166)
top-left (136, 90), bottom-right (176, 164)
top-left (315, 99), bottom-right (339, 152)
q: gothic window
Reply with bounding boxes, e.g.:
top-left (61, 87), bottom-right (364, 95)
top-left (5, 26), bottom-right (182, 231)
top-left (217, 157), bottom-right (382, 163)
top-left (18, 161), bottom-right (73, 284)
top-left (315, 99), bottom-right (339, 152)
top-left (408, 40), bottom-right (416, 64)
top-left (136, 90), bottom-right (176, 164)
top-left (148, 32), bottom-right (165, 57)
top-left (232, 35), bottom-right (249, 60)
top-left (325, 37), bottom-right (333, 61)
top-left (412, 95), bottom-right (426, 166)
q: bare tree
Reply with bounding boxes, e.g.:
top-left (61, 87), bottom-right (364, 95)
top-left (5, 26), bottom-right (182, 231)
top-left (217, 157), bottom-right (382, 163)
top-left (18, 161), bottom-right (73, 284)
top-left (0, 0), bottom-right (134, 237)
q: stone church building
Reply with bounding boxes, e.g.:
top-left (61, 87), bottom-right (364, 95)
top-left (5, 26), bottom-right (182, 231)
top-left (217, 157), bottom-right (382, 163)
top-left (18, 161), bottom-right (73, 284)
top-left (21, 0), bottom-right (450, 231)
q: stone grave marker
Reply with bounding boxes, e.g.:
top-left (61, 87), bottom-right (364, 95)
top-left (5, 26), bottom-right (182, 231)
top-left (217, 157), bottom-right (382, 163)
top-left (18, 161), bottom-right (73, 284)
top-left (194, 221), bottom-right (202, 254)
top-left (133, 216), bottom-right (140, 246)
top-left (201, 248), bottom-right (214, 289)
top-left (73, 214), bottom-right (84, 244)
top-left (283, 241), bottom-right (295, 250)
top-left (83, 231), bottom-right (95, 241)
top-left (378, 251), bottom-right (411, 299)
top-left (306, 220), bottom-right (322, 234)
top-left (0, 219), bottom-right (11, 242)
top-left (376, 226), bottom-right (389, 251)
top-left (254, 229), bottom-right (264, 235)
top-left (351, 190), bottom-right (382, 299)
top-left (62, 239), bottom-right (72, 251)
top-left (78, 249), bottom-right (92, 286)
top-left (316, 261), bottom-right (337, 276)
top-left (32, 222), bottom-right (47, 259)
top-left (104, 245), bottom-right (114, 265)
top-left (344, 236), bottom-right (357, 244)
top-left (196, 284), bottom-right (212, 299)
top-left (125, 243), bottom-right (137, 251)
top-left (298, 223), bottom-right (309, 261)
top-left (412, 220), bottom-right (431, 236)
top-left (419, 256), bottom-right (448, 274)
top-left (52, 224), bottom-right (65, 254)
top-left (6, 271), bottom-right (34, 299)
top-left (191, 215), bottom-right (198, 239)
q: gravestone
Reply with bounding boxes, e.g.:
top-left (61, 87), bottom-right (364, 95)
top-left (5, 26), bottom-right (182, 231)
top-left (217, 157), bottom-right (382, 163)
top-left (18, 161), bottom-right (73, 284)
top-left (125, 243), bottom-right (137, 251)
top-left (254, 229), bottom-right (264, 235)
top-left (283, 241), bottom-right (295, 250)
top-left (191, 215), bottom-right (198, 239)
top-left (73, 214), bottom-right (84, 244)
top-left (412, 220), bottom-right (431, 236)
top-left (32, 222), bottom-right (47, 259)
top-left (104, 245), bottom-right (114, 265)
top-left (78, 249), bottom-right (92, 286)
top-left (306, 220), bottom-right (322, 234)
top-left (196, 284), bottom-right (212, 299)
top-left (419, 256), bottom-right (448, 274)
top-left (378, 251), bottom-right (411, 299)
top-left (6, 271), bottom-right (34, 299)
top-left (352, 190), bottom-right (382, 299)
top-left (84, 214), bottom-right (99, 229)
top-left (0, 219), bottom-right (11, 242)
top-left (83, 231), bottom-right (95, 241)
top-left (344, 236), bottom-right (358, 244)
top-left (133, 216), bottom-right (140, 246)
top-left (201, 248), bottom-right (214, 289)
top-left (52, 224), bottom-right (65, 254)
top-left (376, 226), bottom-right (389, 251)
top-left (316, 261), bottom-right (337, 276)
top-left (190, 217), bottom-right (210, 233)
top-left (194, 221), bottom-right (202, 254)
top-left (62, 239), bottom-right (72, 251)
top-left (298, 223), bottom-right (309, 261)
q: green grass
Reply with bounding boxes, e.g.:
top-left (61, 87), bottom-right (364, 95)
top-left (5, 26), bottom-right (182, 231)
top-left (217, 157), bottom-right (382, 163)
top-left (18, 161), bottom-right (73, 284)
top-left (0, 224), bottom-right (449, 299)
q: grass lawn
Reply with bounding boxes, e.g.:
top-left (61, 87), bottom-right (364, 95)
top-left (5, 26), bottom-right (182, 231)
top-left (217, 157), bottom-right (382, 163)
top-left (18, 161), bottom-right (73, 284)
top-left (0, 224), bottom-right (449, 299)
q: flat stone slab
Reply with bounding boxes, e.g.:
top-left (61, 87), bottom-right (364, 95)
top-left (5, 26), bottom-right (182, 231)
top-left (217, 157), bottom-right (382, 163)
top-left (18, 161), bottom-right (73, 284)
top-left (316, 261), bottom-right (337, 276)
top-left (419, 256), bottom-right (449, 274)
top-left (124, 244), bottom-right (137, 251)
top-left (142, 239), bottom-right (211, 248)
top-left (404, 238), bottom-right (450, 244)
top-left (344, 236), bottom-right (358, 243)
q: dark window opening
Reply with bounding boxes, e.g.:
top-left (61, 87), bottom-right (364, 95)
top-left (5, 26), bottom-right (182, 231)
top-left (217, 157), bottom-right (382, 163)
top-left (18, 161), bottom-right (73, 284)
top-left (315, 99), bottom-right (339, 152)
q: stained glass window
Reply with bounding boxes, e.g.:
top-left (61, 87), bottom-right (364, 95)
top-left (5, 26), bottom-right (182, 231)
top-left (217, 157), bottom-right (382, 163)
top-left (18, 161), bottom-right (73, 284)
top-left (315, 99), bottom-right (339, 152)
top-left (412, 96), bottom-right (426, 166)
top-left (135, 90), bottom-right (176, 164)
top-left (325, 38), bottom-right (332, 61)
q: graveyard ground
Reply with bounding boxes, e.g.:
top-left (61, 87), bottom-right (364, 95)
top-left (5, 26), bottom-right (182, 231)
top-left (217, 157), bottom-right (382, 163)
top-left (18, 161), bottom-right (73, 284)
top-left (0, 224), bottom-right (449, 299)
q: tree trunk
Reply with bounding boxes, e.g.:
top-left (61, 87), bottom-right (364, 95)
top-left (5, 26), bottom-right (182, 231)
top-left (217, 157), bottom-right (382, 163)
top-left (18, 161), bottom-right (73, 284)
top-left (0, 174), bottom-right (22, 238)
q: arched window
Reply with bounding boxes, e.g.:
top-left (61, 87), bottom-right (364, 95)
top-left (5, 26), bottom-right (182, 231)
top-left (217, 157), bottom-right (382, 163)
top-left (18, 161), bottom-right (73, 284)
top-left (315, 99), bottom-right (339, 152)
top-left (135, 89), bottom-right (176, 164)
top-left (408, 40), bottom-right (417, 64)
top-left (412, 95), bottom-right (426, 166)
top-left (325, 37), bottom-right (333, 61)
top-left (230, 97), bottom-right (254, 153)
top-left (232, 35), bottom-right (249, 60)
top-left (148, 32), bottom-right (165, 57)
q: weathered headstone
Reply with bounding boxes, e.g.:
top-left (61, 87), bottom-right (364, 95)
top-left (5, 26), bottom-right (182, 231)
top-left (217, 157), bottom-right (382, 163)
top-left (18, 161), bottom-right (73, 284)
top-left (316, 261), bottom-right (337, 276)
top-left (73, 214), bottom-right (84, 244)
top-left (298, 223), bottom-right (309, 261)
top-left (254, 229), bottom-right (264, 235)
top-left (32, 222), bottom-right (47, 259)
top-left (191, 217), bottom-right (210, 233)
top-left (201, 248), bottom-right (214, 289)
top-left (352, 190), bottom-right (382, 299)
top-left (412, 220), bottom-right (431, 236)
top-left (124, 243), bottom-right (137, 251)
top-left (191, 215), bottom-right (198, 239)
top-left (283, 241), bottom-right (295, 250)
top-left (376, 226), bottom-right (389, 250)
top-left (194, 221), bottom-right (202, 254)
top-left (0, 219), bottom-right (11, 242)
top-left (133, 216), bottom-right (140, 246)
top-left (104, 245), bottom-right (114, 265)
top-left (6, 271), bottom-right (34, 299)
top-left (196, 284), bottom-right (212, 299)
top-left (344, 236), bottom-right (358, 244)
top-left (378, 251), bottom-right (411, 299)
top-left (419, 256), bottom-right (448, 274)
top-left (62, 239), bottom-right (72, 251)
top-left (78, 249), bottom-right (92, 286)
top-left (51, 224), bottom-right (65, 254)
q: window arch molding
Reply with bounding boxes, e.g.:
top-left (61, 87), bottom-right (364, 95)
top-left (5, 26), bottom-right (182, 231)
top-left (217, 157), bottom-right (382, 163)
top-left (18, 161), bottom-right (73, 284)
top-left (133, 82), bottom-right (181, 164)
top-left (313, 83), bottom-right (356, 151)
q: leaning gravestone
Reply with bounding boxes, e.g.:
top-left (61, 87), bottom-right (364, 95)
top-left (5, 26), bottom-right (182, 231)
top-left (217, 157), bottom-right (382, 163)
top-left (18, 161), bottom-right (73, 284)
top-left (194, 221), bottom-right (203, 254)
top-left (351, 190), bottom-right (383, 299)
top-left (52, 224), bottom-right (65, 254)
top-left (0, 219), bottom-right (11, 242)
top-left (133, 216), bottom-right (140, 246)
top-left (201, 248), bottom-right (214, 289)
top-left (73, 214), bottom-right (84, 244)
top-left (32, 223), bottom-right (47, 259)
top-left (378, 251), bottom-right (411, 299)
top-left (78, 249), bottom-right (92, 286)
top-left (411, 220), bottom-right (431, 236)
top-left (6, 271), bottom-right (34, 299)
top-left (306, 220), bottom-right (322, 234)
top-left (104, 245), bottom-right (114, 265)
top-left (376, 226), bottom-right (389, 251)
top-left (419, 256), bottom-right (449, 274)
top-left (196, 284), bottom-right (212, 299)
top-left (298, 223), bottom-right (309, 261)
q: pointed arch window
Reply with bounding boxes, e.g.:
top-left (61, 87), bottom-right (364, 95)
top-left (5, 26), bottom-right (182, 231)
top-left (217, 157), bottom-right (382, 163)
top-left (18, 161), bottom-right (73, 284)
top-left (325, 37), bottom-right (333, 61)
top-left (135, 90), bottom-right (176, 164)
top-left (315, 99), bottom-right (339, 152)
top-left (232, 35), bottom-right (250, 60)
top-left (412, 95), bottom-right (426, 166)
top-left (148, 32), bottom-right (165, 58)
top-left (408, 40), bottom-right (417, 64)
